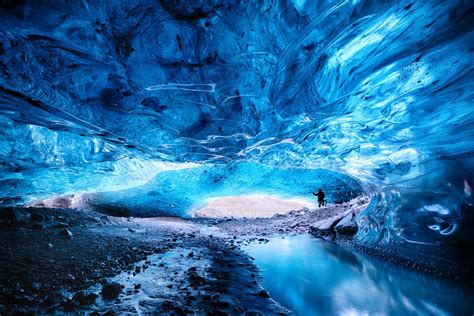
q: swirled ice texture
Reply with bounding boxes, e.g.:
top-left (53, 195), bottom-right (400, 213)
top-left (0, 1), bottom-right (473, 265)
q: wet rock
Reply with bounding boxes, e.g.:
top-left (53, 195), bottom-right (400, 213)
top-left (60, 299), bottom-right (77, 312)
top-left (211, 299), bottom-right (231, 309)
top-left (334, 212), bottom-right (358, 237)
top-left (258, 290), bottom-right (270, 298)
top-left (310, 210), bottom-right (352, 239)
top-left (9, 210), bottom-right (31, 224)
top-left (72, 290), bottom-right (97, 306)
top-left (60, 229), bottom-right (73, 238)
top-left (30, 213), bottom-right (45, 222)
top-left (101, 282), bottom-right (122, 300)
top-left (188, 271), bottom-right (206, 287)
top-left (187, 251), bottom-right (194, 258)
top-left (40, 298), bottom-right (56, 307)
top-left (134, 283), bottom-right (141, 290)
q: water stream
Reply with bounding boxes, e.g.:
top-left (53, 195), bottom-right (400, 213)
top-left (244, 234), bottom-right (474, 316)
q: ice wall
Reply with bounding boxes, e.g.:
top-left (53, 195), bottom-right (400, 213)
top-left (84, 162), bottom-right (362, 217)
top-left (0, 1), bottom-right (473, 264)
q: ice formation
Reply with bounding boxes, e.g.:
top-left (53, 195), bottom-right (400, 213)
top-left (0, 1), bottom-right (473, 262)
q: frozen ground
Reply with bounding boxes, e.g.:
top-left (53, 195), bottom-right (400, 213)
top-left (1, 196), bottom-right (472, 314)
top-left (206, 196), bottom-right (369, 236)
top-left (0, 207), bottom-right (289, 314)
top-left (191, 195), bottom-right (315, 219)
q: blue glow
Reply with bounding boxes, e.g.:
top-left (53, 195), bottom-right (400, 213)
top-left (0, 0), bottom-right (473, 264)
top-left (244, 235), bottom-right (474, 315)
top-left (85, 162), bottom-right (362, 217)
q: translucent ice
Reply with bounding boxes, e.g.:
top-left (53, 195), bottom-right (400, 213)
top-left (0, 0), bottom-right (473, 266)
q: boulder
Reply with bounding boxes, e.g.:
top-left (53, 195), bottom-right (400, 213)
top-left (101, 282), bottom-right (122, 300)
top-left (258, 290), bottom-right (270, 298)
top-left (72, 290), bottom-right (97, 306)
top-left (310, 209), bottom-right (353, 239)
top-left (334, 212), bottom-right (358, 237)
top-left (13, 210), bottom-right (30, 223)
top-left (30, 213), bottom-right (45, 222)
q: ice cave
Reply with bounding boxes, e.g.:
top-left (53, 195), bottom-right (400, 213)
top-left (0, 0), bottom-right (473, 314)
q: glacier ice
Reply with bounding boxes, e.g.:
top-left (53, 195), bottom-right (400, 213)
top-left (0, 0), bottom-right (473, 265)
top-left (84, 162), bottom-right (362, 217)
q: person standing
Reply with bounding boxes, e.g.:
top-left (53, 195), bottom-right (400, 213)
top-left (313, 189), bottom-right (325, 207)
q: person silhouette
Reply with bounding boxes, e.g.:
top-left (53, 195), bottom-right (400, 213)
top-left (313, 189), bottom-right (325, 207)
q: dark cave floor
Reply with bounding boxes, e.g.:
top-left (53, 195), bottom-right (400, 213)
top-left (0, 205), bottom-right (298, 315)
top-left (0, 197), bottom-right (471, 314)
top-left (0, 207), bottom-right (291, 314)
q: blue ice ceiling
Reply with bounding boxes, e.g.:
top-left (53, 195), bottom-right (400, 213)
top-left (0, 1), bottom-right (473, 259)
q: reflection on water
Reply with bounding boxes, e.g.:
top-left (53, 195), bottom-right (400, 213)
top-left (244, 234), bottom-right (474, 316)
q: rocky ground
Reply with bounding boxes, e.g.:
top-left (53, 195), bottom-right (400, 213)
top-left (0, 207), bottom-right (291, 315)
top-left (2, 195), bottom-right (471, 314)
top-left (0, 196), bottom-right (380, 315)
top-left (206, 196), bottom-right (370, 239)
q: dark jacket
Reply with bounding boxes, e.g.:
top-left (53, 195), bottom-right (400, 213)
top-left (313, 191), bottom-right (325, 201)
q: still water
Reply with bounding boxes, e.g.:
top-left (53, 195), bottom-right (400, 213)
top-left (244, 234), bottom-right (473, 316)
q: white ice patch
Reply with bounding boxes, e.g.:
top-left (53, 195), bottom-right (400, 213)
top-left (423, 204), bottom-right (450, 215)
top-left (464, 180), bottom-right (472, 198)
